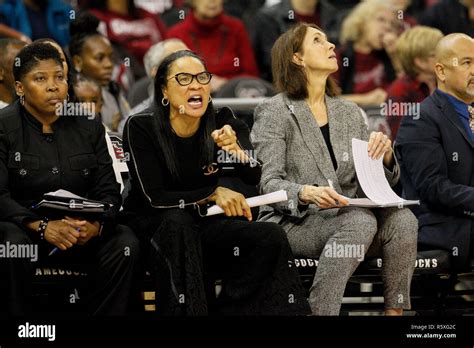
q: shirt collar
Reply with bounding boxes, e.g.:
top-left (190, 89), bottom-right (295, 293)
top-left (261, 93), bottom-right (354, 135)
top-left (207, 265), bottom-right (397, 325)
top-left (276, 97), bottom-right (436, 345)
top-left (21, 105), bottom-right (59, 133)
top-left (436, 88), bottom-right (473, 120)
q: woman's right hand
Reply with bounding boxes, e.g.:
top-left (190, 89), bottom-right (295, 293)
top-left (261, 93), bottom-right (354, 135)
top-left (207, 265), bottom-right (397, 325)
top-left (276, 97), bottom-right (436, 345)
top-left (44, 220), bottom-right (81, 250)
top-left (299, 185), bottom-right (349, 209)
top-left (209, 186), bottom-right (252, 221)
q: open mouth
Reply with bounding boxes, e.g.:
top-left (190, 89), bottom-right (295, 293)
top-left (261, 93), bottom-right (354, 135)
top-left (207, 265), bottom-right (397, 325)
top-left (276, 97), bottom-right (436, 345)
top-left (187, 95), bottom-right (203, 109)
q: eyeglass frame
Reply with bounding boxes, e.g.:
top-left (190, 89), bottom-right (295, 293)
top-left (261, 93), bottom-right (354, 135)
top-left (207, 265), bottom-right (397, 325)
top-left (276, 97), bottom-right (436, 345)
top-left (167, 71), bottom-right (213, 86)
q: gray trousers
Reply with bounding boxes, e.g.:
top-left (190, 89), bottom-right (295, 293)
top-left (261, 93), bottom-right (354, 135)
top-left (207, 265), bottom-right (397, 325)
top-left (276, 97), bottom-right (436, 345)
top-left (281, 207), bottom-right (418, 315)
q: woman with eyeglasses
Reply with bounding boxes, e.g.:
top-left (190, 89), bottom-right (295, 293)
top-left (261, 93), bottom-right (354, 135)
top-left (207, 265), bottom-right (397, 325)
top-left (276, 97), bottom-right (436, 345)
top-left (122, 50), bottom-right (309, 316)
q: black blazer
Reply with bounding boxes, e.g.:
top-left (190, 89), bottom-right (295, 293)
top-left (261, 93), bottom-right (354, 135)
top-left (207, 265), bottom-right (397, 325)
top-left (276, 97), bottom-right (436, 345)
top-left (395, 89), bottom-right (474, 269)
top-left (0, 101), bottom-right (121, 236)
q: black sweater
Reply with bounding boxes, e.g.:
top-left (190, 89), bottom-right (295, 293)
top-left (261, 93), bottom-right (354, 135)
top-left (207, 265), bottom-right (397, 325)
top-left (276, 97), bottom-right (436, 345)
top-left (122, 107), bottom-right (261, 215)
top-left (0, 101), bottom-right (121, 236)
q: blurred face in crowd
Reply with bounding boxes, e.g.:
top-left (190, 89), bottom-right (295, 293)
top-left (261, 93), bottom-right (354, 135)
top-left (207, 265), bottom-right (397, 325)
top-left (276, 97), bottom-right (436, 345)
top-left (44, 40), bottom-right (69, 76)
top-left (415, 51), bottom-right (437, 76)
top-left (361, 7), bottom-right (397, 50)
top-left (390, 0), bottom-right (411, 10)
top-left (73, 35), bottom-right (114, 87)
top-left (192, 0), bottom-right (223, 20)
top-left (150, 41), bottom-right (189, 78)
top-left (435, 35), bottom-right (474, 103)
top-left (15, 59), bottom-right (68, 117)
top-left (162, 56), bottom-right (212, 119)
top-left (0, 42), bottom-right (26, 99)
top-left (293, 27), bottom-right (338, 76)
top-left (74, 80), bottom-right (103, 116)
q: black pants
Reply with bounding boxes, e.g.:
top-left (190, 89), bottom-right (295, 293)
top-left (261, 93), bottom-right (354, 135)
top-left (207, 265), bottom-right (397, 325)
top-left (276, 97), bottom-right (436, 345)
top-left (0, 221), bottom-right (140, 316)
top-left (129, 209), bottom-right (310, 316)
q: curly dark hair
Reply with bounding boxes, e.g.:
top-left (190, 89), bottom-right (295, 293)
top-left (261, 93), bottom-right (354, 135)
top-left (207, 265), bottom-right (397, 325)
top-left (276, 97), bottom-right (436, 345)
top-left (13, 42), bottom-right (63, 82)
top-left (69, 11), bottom-right (103, 58)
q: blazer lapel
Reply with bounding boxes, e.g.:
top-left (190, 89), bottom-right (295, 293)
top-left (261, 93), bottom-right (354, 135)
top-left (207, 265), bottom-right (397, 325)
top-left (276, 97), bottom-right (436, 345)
top-left (434, 91), bottom-right (474, 148)
top-left (326, 96), bottom-right (349, 178)
top-left (284, 95), bottom-right (341, 190)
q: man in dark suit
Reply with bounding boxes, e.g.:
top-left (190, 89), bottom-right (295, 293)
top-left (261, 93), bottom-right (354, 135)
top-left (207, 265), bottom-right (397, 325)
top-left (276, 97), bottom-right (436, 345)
top-left (395, 33), bottom-right (474, 270)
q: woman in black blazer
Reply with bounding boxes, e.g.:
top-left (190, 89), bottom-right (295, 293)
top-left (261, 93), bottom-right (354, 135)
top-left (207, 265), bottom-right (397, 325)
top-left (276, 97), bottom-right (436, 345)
top-left (0, 42), bottom-right (139, 315)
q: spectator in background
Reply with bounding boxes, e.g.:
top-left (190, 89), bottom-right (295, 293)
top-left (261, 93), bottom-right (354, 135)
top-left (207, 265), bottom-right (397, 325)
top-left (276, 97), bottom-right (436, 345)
top-left (335, 0), bottom-right (400, 107)
top-left (127, 39), bottom-right (188, 109)
top-left (73, 75), bottom-right (104, 121)
top-left (386, 26), bottom-right (443, 139)
top-left (0, 39), bottom-right (26, 108)
top-left (118, 39), bottom-right (188, 134)
top-left (82, 0), bottom-right (168, 69)
top-left (251, 0), bottom-right (341, 82)
top-left (390, 0), bottom-right (418, 29)
top-left (69, 12), bottom-right (130, 133)
top-left (419, 0), bottom-right (474, 37)
top-left (395, 33), bottom-right (474, 271)
top-left (167, 0), bottom-right (259, 93)
top-left (0, 0), bottom-right (72, 46)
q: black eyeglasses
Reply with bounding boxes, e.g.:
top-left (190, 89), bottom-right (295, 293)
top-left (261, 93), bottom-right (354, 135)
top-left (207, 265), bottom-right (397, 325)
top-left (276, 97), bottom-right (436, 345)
top-left (167, 72), bottom-right (213, 86)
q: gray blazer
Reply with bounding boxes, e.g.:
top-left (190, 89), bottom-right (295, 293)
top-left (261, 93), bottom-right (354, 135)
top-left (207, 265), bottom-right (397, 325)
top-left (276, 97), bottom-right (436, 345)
top-left (250, 93), bottom-right (400, 224)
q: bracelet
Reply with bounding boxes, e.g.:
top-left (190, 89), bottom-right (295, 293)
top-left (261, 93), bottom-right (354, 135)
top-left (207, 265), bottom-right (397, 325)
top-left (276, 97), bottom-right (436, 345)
top-left (37, 218), bottom-right (49, 240)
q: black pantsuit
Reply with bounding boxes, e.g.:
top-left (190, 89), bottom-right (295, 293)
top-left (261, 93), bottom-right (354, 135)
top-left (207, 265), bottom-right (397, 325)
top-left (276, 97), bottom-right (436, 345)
top-left (0, 101), bottom-right (141, 315)
top-left (130, 209), bottom-right (308, 316)
top-left (0, 221), bottom-right (139, 315)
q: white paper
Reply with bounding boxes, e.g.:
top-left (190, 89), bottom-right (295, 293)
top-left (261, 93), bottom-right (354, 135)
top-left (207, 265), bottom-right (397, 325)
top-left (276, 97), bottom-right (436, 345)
top-left (45, 189), bottom-right (85, 200)
top-left (43, 189), bottom-right (105, 208)
top-left (206, 190), bottom-right (288, 216)
top-left (349, 139), bottom-right (419, 208)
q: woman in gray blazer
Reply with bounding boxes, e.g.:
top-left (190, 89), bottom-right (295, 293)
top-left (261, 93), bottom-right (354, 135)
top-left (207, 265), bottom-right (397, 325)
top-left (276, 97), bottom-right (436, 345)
top-left (251, 23), bottom-right (418, 316)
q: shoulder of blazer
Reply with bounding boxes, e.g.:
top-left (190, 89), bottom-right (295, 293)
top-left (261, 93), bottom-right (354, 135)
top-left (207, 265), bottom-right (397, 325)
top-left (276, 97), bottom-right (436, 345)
top-left (326, 94), bottom-right (360, 112)
top-left (124, 109), bottom-right (155, 130)
top-left (420, 91), bottom-right (449, 121)
top-left (254, 93), bottom-right (290, 121)
top-left (0, 101), bottom-right (22, 135)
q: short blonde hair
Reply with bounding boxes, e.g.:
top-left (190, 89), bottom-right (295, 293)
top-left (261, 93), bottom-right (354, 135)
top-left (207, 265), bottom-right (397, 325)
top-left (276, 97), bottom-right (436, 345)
top-left (395, 26), bottom-right (443, 78)
top-left (340, 0), bottom-right (397, 45)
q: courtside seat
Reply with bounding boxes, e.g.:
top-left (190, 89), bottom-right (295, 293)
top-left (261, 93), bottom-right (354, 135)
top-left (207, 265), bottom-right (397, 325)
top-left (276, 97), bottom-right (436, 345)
top-left (294, 249), bottom-right (453, 285)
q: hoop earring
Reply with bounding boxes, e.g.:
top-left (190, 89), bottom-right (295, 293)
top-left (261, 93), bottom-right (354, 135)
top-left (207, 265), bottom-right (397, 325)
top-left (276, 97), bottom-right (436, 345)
top-left (209, 96), bottom-right (212, 103)
top-left (66, 93), bottom-right (69, 102)
top-left (161, 97), bottom-right (169, 106)
top-left (19, 95), bottom-right (25, 105)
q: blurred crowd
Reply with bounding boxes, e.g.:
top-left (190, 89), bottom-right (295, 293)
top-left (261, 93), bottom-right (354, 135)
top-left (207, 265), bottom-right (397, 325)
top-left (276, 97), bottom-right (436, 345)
top-left (0, 0), bottom-right (472, 137)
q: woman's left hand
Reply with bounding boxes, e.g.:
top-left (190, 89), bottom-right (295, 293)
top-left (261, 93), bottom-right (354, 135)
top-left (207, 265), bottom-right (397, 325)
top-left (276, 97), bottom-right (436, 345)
top-left (367, 131), bottom-right (394, 167)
